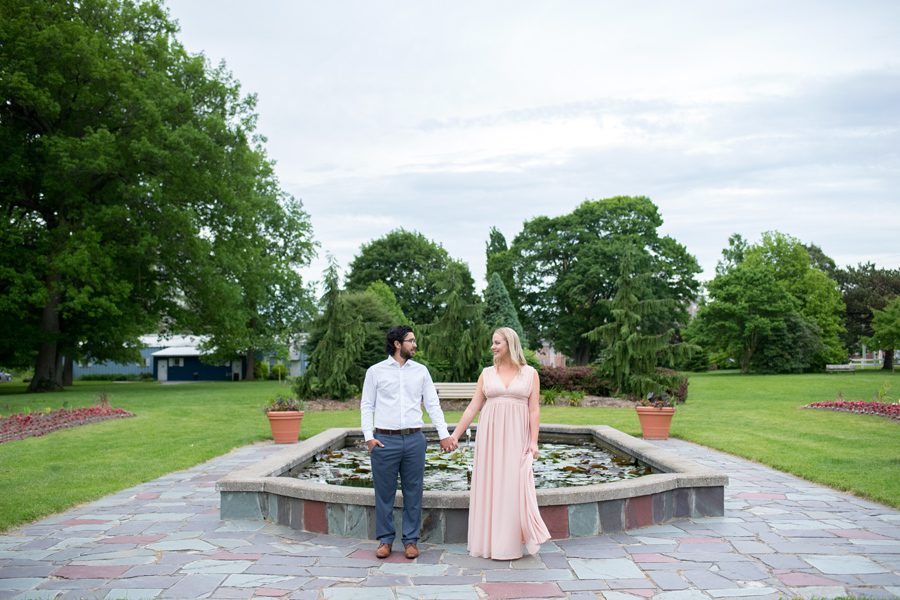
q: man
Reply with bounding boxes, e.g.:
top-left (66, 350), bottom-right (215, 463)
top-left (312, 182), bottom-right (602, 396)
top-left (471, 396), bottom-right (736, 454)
top-left (360, 325), bottom-right (457, 559)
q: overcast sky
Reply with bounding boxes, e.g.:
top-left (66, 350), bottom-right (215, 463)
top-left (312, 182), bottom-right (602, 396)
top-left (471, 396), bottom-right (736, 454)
top-left (167, 1), bottom-right (900, 290)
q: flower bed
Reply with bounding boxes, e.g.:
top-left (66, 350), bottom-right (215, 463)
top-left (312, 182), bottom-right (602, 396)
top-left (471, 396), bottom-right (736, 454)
top-left (0, 406), bottom-right (135, 444)
top-left (804, 400), bottom-right (900, 421)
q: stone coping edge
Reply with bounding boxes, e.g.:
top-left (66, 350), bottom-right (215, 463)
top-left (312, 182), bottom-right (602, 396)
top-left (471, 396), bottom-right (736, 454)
top-left (216, 424), bottom-right (728, 509)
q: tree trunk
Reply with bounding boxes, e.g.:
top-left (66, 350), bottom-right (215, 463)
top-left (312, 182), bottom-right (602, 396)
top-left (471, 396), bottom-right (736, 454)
top-left (245, 351), bottom-right (255, 381)
top-left (882, 349), bottom-right (894, 371)
top-left (63, 355), bottom-right (74, 386)
top-left (29, 273), bottom-right (64, 392)
top-left (573, 342), bottom-right (591, 366)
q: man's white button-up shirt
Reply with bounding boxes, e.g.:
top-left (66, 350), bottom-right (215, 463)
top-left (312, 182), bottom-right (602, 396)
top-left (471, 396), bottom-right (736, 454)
top-left (360, 356), bottom-right (450, 442)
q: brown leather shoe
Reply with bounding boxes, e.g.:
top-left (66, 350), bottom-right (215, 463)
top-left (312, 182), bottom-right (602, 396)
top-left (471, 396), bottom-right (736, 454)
top-left (375, 543), bottom-right (391, 559)
top-left (404, 543), bottom-right (419, 559)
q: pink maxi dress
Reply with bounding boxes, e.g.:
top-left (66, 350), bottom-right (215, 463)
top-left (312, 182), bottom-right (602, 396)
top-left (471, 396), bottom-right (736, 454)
top-left (468, 365), bottom-right (551, 559)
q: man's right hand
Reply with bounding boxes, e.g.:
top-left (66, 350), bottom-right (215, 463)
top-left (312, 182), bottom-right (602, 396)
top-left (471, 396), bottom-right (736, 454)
top-left (367, 439), bottom-right (384, 452)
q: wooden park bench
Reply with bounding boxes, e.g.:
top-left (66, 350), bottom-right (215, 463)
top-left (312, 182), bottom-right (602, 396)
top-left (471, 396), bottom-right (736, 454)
top-left (434, 382), bottom-right (477, 401)
top-left (825, 364), bottom-right (856, 373)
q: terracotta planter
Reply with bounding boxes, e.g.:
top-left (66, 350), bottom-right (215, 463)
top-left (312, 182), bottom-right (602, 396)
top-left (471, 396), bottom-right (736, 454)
top-left (635, 406), bottom-right (675, 440)
top-left (266, 410), bottom-right (304, 444)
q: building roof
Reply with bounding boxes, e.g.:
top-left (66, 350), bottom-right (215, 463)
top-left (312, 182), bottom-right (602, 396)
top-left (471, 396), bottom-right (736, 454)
top-left (152, 346), bottom-right (203, 358)
top-left (140, 334), bottom-right (207, 349)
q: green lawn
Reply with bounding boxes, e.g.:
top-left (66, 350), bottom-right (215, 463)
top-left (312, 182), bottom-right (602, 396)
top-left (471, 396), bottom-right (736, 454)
top-left (0, 371), bottom-right (897, 532)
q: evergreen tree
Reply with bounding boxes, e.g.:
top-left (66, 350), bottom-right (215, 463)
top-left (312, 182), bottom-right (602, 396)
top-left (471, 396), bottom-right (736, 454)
top-left (483, 273), bottom-right (526, 343)
top-left (586, 253), bottom-right (694, 399)
top-left (297, 259), bottom-right (364, 400)
top-left (419, 269), bottom-right (489, 382)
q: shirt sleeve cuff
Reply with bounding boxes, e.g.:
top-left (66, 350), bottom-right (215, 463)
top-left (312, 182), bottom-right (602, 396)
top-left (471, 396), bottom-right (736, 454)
top-left (436, 426), bottom-right (450, 440)
top-left (363, 430), bottom-right (374, 441)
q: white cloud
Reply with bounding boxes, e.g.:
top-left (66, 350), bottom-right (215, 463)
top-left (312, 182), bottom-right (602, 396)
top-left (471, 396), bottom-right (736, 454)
top-left (168, 0), bottom-right (900, 289)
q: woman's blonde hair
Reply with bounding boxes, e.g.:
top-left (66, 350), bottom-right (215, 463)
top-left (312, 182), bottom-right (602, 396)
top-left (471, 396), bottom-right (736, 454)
top-left (493, 327), bottom-right (527, 367)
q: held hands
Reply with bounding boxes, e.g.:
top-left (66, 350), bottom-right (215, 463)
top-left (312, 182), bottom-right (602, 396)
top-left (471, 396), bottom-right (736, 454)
top-left (440, 436), bottom-right (458, 453)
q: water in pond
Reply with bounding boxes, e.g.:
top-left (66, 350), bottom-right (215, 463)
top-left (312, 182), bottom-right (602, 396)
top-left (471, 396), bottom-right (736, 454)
top-left (291, 442), bottom-right (652, 492)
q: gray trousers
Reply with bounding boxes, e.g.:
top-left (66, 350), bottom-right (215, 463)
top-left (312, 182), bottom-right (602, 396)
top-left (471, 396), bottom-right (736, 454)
top-left (370, 431), bottom-right (426, 545)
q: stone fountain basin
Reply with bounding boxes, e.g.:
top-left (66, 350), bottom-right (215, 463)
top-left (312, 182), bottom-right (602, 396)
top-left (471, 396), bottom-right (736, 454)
top-left (217, 424), bottom-right (727, 542)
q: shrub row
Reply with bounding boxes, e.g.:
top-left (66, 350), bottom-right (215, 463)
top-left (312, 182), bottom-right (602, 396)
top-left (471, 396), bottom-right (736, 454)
top-left (538, 366), bottom-right (611, 395)
top-left (79, 373), bottom-right (153, 381)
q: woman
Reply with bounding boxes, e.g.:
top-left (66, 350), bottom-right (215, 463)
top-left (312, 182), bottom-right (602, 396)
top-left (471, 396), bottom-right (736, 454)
top-left (450, 327), bottom-right (550, 559)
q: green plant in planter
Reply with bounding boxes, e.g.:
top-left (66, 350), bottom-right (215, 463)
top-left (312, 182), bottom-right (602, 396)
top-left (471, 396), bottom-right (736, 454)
top-left (638, 391), bottom-right (674, 408)
top-left (263, 394), bottom-right (304, 413)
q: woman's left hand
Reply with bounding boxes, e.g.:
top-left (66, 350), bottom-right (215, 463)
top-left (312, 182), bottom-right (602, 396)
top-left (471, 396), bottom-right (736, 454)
top-left (527, 441), bottom-right (539, 458)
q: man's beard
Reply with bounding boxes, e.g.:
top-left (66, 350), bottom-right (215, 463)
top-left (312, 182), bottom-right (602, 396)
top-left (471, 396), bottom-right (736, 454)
top-left (400, 347), bottom-right (415, 361)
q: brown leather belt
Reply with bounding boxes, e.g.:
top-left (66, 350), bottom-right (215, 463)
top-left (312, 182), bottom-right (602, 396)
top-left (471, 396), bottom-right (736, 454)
top-left (375, 427), bottom-right (422, 435)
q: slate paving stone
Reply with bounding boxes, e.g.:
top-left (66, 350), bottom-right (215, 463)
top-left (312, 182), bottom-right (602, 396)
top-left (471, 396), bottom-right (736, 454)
top-left (322, 588), bottom-right (393, 600)
top-left (412, 575), bottom-right (482, 585)
top-left (605, 578), bottom-right (657, 589)
top-left (242, 564), bottom-right (309, 576)
top-left (56, 590), bottom-right (109, 600)
top-left (360, 575), bottom-right (411, 586)
top-left (104, 588), bottom-right (163, 599)
top-left (569, 558), bottom-right (645, 580)
top-left (714, 561), bottom-right (771, 581)
top-left (683, 569), bottom-right (740, 589)
top-left (396, 585), bottom-right (480, 599)
top-left (105, 576), bottom-right (182, 589)
top-left (158, 574), bottom-right (225, 599)
top-left (557, 579), bottom-right (611, 591)
top-left (754, 554), bottom-right (809, 569)
top-left (301, 566), bottom-right (369, 577)
top-left (539, 553), bottom-right (572, 568)
top-left (569, 593), bottom-right (603, 600)
top-left (647, 571), bottom-right (690, 590)
top-left (846, 586), bottom-right (899, 599)
top-left (484, 568), bottom-right (574, 582)
top-left (478, 582), bottom-right (565, 598)
top-left (731, 541), bottom-right (774, 554)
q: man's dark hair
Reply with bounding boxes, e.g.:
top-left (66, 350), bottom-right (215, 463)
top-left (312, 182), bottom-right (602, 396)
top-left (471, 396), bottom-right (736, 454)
top-left (386, 325), bottom-right (413, 356)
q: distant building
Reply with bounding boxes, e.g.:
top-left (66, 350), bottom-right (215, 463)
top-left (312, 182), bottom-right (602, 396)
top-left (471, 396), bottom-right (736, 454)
top-left (73, 333), bottom-right (313, 382)
top-left (535, 341), bottom-right (567, 368)
top-left (286, 333), bottom-right (309, 378)
top-left (74, 335), bottom-right (246, 382)
top-left (149, 335), bottom-right (245, 382)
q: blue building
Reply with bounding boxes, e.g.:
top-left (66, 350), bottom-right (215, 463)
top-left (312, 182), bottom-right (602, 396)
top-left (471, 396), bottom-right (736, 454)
top-left (152, 344), bottom-right (246, 382)
top-left (75, 335), bottom-right (247, 382)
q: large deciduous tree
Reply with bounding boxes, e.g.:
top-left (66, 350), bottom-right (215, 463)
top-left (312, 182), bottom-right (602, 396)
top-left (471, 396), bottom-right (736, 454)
top-left (835, 263), bottom-right (900, 369)
top-left (692, 232), bottom-right (844, 373)
top-left (750, 232), bottom-right (845, 366)
top-left (864, 296), bottom-right (900, 371)
top-left (345, 229), bottom-right (477, 325)
top-left (0, 0), bottom-right (315, 390)
top-left (507, 196), bottom-right (700, 364)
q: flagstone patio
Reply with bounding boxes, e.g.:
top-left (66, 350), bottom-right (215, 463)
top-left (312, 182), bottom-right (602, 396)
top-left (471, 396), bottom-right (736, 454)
top-left (0, 438), bottom-right (897, 599)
